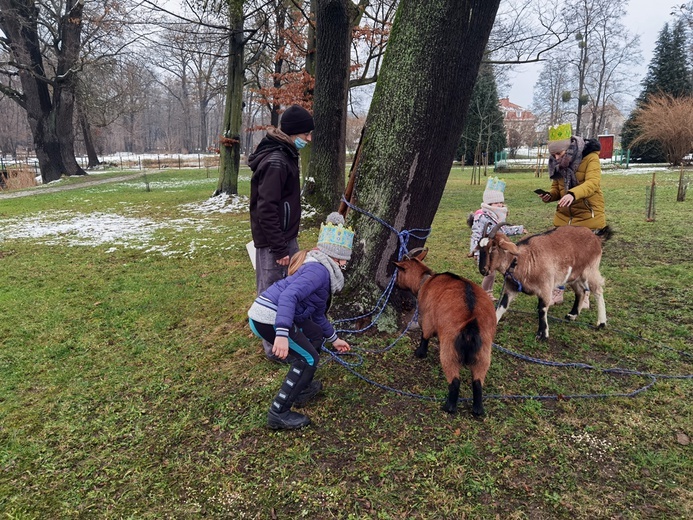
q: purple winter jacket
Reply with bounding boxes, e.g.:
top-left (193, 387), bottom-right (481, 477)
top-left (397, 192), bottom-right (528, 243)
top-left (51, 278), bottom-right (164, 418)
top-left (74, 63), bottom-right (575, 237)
top-left (258, 262), bottom-right (337, 342)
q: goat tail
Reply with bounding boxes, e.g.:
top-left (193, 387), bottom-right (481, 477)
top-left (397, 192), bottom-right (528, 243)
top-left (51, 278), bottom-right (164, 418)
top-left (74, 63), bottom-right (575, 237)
top-left (595, 225), bottom-right (614, 242)
top-left (455, 318), bottom-right (482, 366)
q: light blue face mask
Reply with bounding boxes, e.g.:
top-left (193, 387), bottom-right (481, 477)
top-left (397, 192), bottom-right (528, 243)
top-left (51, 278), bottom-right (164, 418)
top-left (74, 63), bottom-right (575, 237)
top-left (294, 137), bottom-right (308, 150)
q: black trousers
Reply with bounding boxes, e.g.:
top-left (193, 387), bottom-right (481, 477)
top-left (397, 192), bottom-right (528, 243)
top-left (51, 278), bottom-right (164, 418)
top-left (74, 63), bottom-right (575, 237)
top-left (249, 319), bottom-right (322, 367)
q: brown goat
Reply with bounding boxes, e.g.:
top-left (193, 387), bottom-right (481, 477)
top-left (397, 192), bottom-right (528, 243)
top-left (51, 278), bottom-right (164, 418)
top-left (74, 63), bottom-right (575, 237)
top-left (476, 224), bottom-right (612, 341)
top-left (394, 249), bottom-right (496, 416)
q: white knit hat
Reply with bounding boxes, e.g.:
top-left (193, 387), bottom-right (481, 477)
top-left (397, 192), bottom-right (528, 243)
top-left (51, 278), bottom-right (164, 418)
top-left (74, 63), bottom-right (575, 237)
top-left (483, 177), bottom-right (506, 205)
top-left (317, 212), bottom-right (354, 260)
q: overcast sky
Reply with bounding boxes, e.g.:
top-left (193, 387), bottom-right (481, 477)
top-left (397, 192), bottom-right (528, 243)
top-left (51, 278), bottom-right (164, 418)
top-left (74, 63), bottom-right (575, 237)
top-left (506, 0), bottom-right (681, 108)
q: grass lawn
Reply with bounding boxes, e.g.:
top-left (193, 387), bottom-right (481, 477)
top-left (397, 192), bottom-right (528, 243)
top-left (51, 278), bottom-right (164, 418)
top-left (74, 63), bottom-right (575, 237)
top-left (0, 165), bottom-right (690, 519)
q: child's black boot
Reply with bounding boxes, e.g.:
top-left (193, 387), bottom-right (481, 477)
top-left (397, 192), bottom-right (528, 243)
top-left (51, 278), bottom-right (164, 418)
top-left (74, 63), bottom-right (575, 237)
top-left (267, 359), bottom-right (317, 430)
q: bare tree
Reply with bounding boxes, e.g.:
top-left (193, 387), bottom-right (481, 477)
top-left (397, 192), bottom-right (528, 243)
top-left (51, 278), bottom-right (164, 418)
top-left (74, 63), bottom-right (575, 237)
top-left (487, 0), bottom-right (569, 65)
top-left (583, 0), bottom-right (640, 137)
top-left (154, 19), bottom-right (226, 152)
top-left (531, 52), bottom-right (572, 130)
top-left (0, 72), bottom-right (32, 155)
top-left (0, 0), bottom-right (88, 182)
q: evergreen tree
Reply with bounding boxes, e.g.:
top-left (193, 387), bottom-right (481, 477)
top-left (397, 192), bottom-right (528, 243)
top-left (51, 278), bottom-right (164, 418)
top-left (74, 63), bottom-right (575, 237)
top-left (621, 21), bottom-right (693, 162)
top-left (456, 62), bottom-right (506, 166)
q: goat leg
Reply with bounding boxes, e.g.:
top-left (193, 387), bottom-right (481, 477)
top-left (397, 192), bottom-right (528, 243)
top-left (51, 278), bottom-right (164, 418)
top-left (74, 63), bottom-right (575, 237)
top-left (471, 379), bottom-right (484, 416)
top-left (496, 289), bottom-right (518, 323)
top-left (566, 283), bottom-right (586, 321)
top-left (442, 377), bottom-right (460, 414)
top-left (535, 296), bottom-right (550, 341)
top-left (414, 337), bottom-right (429, 358)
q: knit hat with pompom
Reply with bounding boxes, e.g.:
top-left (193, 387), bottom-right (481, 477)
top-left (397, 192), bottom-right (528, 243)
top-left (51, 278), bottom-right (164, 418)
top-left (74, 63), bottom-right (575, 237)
top-left (316, 212), bottom-right (354, 261)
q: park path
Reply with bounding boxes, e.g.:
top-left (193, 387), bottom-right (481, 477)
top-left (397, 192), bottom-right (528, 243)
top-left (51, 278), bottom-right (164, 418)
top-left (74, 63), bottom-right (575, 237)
top-left (0, 172), bottom-right (144, 199)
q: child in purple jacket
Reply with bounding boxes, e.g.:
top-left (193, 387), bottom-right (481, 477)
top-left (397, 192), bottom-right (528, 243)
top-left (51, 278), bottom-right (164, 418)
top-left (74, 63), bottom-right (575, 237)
top-left (248, 213), bottom-right (353, 430)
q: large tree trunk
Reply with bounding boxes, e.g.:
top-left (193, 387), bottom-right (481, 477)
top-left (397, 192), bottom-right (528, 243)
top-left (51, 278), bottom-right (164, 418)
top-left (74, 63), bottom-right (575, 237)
top-left (215, 0), bottom-right (245, 196)
top-left (269, 3), bottom-right (286, 129)
top-left (0, 0), bottom-right (86, 183)
top-left (77, 103), bottom-right (101, 168)
top-left (199, 98), bottom-right (209, 152)
top-left (343, 0), bottom-right (500, 305)
top-left (307, 0), bottom-right (353, 212)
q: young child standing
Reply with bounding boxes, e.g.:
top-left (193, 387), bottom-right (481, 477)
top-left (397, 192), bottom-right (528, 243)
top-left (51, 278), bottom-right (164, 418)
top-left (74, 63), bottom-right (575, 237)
top-left (247, 212), bottom-right (353, 430)
top-left (468, 177), bottom-right (526, 300)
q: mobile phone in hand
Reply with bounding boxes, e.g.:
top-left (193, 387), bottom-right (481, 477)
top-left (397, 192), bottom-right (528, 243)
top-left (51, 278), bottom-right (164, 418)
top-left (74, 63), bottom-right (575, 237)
top-left (534, 189), bottom-right (549, 195)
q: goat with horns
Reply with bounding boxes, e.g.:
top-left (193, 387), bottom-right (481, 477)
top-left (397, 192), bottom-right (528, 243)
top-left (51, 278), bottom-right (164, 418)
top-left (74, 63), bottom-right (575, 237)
top-left (475, 223), bottom-right (613, 341)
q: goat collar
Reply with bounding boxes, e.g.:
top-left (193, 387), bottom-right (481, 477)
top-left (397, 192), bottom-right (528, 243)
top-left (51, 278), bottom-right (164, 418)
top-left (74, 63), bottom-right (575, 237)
top-left (504, 258), bottom-right (523, 292)
top-left (417, 273), bottom-right (432, 294)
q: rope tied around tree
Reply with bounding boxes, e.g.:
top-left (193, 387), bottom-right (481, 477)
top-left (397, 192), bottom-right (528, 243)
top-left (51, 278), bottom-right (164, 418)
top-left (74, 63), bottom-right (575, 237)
top-left (328, 196), bottom-right (430, 339)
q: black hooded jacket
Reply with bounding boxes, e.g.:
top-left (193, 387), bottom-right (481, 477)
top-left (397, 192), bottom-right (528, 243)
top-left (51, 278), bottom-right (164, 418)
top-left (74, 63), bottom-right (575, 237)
top-left (248, 131), bottom-right (301, 260)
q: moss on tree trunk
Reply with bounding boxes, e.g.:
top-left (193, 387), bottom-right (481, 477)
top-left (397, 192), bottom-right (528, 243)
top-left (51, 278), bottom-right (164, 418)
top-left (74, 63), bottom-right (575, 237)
top-left (339, 0), bottom-right (500, 316)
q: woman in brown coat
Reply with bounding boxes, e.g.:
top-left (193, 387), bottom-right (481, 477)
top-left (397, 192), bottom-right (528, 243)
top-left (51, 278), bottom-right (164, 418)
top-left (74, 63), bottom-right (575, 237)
top-left (538, 133), bottom-right (607, 303)
top-left (539, 136), bottom-right (606, 229)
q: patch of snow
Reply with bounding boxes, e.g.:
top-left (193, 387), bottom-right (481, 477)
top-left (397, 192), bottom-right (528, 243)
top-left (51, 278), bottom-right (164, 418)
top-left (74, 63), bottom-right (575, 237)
top-left (180, 193), bottom-right (250, 214)
top-left (0, 210), bottom-right (247, 258)
top-left (602, 166), bottom-right (672, 176)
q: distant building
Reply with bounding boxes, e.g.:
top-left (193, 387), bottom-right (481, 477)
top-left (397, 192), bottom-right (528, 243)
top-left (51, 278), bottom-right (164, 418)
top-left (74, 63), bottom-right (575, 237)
top-left (499, 97), bottom-right (537, 149)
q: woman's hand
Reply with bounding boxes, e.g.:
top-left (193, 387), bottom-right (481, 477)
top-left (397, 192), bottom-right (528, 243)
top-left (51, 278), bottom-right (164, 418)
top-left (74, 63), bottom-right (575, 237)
top-left (332, 338), bottom-right (351, 353)
top-left (272, 336), bottom-right (289, 359)
top-left (558, 193), bottom-right (575, 207)
top-left (540, 193), bottom-right (552, 203)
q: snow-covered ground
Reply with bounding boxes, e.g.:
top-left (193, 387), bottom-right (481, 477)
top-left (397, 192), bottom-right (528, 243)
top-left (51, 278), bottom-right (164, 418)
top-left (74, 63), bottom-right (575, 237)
top-left (0, 191), bottom-right (252, 258)
top-left (1, 177), bottom-right (317, 259)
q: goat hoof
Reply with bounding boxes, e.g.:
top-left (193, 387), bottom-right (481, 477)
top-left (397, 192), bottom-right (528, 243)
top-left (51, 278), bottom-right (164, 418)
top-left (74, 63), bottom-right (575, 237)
top-left (414, 347), bottom-right (427, 358)
top-left (535, 333), bottom-right (548, 342)
top-left (441, 402), bottom-right (457, 414)
top-left (472, 408), bottom-right (485, 418)
top-left (597, 322), bottom-right (606, 329)
top-left (565, 313), bottom-right (578, 321)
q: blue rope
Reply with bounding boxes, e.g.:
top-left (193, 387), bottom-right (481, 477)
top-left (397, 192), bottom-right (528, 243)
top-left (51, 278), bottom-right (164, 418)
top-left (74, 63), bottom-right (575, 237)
top-left (322, 329), bottom-right (683, 404)
top-left (331, 197), bottom-right (430, 339)
top-left (340, 196), bottom-right (431, 263)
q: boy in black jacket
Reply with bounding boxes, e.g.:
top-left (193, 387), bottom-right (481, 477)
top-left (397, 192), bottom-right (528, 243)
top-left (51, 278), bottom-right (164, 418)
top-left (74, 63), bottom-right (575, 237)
top-left (248, 105), bottom-right (314, 362)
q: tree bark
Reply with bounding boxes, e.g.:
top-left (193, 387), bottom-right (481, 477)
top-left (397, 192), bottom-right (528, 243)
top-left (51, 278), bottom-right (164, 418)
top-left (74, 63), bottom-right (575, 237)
top-left (215, 0), bottom-right (245, 196)
top-left (307, 0), bottom-right (354, 213)
top-left (343, 0), bottom-right (500, 306)
top-left (77, 102), bottom-right (101, 168)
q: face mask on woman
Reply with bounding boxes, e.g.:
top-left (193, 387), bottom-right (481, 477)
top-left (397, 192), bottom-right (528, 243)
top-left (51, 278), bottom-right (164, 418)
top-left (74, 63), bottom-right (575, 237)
top-left (294, 137), bottom-right (308, 149)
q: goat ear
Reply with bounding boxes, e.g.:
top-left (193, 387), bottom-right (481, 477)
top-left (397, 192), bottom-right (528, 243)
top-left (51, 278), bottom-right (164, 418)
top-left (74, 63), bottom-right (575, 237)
top-left (415, 248), bottom-right (428, 261)
top-left (393, 261), bottom-right (405, 270)
top-left (498, 238), bottom-right (519, 255)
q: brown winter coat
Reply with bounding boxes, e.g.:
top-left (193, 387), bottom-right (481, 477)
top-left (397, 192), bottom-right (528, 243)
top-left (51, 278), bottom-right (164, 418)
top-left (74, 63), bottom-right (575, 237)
top-left (548, 140), bottom-right (606, 229)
